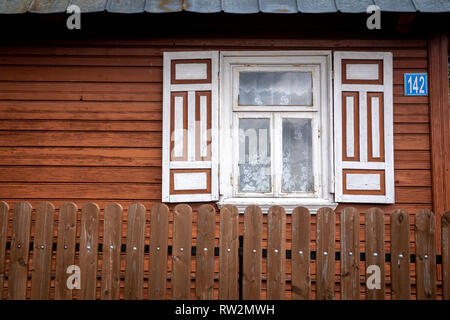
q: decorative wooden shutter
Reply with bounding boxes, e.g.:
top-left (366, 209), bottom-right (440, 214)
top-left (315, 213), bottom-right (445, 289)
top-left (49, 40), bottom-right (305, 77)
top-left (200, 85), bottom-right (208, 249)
top-left (334, 52), bottom-right (394, 203)
top-left (162, 51), bottom-right (219, 202)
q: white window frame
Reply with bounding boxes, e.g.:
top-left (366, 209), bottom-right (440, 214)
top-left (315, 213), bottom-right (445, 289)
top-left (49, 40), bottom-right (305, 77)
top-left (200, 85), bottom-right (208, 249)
top-left (218, 51), bottom-right (336, 214)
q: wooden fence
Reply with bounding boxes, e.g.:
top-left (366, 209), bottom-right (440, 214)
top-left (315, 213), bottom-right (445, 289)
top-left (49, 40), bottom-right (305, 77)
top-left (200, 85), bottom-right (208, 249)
top-left (0, 201), bottom-right (449, 300)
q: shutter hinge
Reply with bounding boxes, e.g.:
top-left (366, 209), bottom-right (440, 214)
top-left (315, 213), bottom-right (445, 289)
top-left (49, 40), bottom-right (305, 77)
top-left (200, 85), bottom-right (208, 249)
top-left (332, 70), bottom-right (335, 80)
top-left (318, 128), bottom-right (321, 138)
top-left (230, 174), bottom-right (233, 186)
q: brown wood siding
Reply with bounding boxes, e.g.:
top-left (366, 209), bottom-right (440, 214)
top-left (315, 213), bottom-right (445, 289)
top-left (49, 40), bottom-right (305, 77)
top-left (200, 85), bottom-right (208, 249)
top-left (0, 37), bottom-right (436, 299)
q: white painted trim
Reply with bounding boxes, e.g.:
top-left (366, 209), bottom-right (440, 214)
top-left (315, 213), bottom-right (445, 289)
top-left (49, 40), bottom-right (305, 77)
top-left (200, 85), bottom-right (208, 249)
top-left (173, 172), bottom-right (208, 191)
top-left (371, 96), bottom-right (381, 158)
top-left (175, 63), bottom-right (208, 80)
top-left (232, 112), bottom-right (273, 198)
top-left (383, 52), bottom-right (395, 204)
top-left (162, 52), bottom-right (171, 202)
top-left (187, 91), bottom-right (196, 161)
top-left (341, 84), bottom-right (385, 92)
top-left (217, 197), bottom-right (337, 214)
top-left (169, 194), bottom-right (213, 203)
top-left (359, 91), bottom-right (368, 163)
top-left (173, 96), bottom-right (184, 158)
top-left (162, 51), bottom-right (219, 203)
top-left (346, 63), bottom-right (379, 80)
top-left (334, 51), bottom-right (394, 204)
top-left (346, 173), bottom-right (381, 190)
top-left (333, 52), bottom-right (343, 202)
top-left (200, 95), bottom-right (207, 158)
top-left (342, 161), bottom-right (386, 170)
top-left (346, 96), bottom-right (355, 158)
top-left (169, 161), bottom-right (211, 169)
top-left (231, 64), bottom-right (320, 112)
top-left (166, 51), bottom-right (219, 60)
top-left (276, 112), bottom-right (320, 198)
top-left (170, 83), bottom-right (212, 92)
top-left (341, 194), bottom-right (389, 203)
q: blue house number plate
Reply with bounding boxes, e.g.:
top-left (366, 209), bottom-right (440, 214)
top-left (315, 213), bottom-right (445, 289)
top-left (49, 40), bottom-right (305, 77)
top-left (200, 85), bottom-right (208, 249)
top-left (404, 73), bottom-right (428, 96)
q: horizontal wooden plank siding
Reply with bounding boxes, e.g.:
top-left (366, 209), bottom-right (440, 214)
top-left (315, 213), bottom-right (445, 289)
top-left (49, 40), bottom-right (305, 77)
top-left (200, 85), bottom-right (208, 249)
top-left (0, 35), bottom-right (434, 299)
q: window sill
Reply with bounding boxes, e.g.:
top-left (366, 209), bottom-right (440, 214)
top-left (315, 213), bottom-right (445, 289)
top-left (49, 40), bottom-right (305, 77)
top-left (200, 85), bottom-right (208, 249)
top-left (217, 197), bottom-right (338, 214)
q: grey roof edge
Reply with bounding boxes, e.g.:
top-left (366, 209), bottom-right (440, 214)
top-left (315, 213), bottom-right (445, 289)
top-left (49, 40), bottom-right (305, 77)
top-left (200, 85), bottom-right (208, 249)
top-left (0, 0), bottom-right (449, 14)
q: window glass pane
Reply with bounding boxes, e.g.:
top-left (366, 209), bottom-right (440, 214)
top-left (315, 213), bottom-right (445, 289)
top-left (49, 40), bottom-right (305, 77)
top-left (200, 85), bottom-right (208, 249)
top-left (282, 118), bottom-right (313, 192)
top-left (238, 118), bottom-right (271, 193)
top-left (239, 72), bottom-right (313, 106)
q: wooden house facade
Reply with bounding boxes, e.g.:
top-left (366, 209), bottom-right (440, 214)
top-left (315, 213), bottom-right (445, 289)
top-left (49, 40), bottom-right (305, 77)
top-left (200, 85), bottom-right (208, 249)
top-left (0, 0), bottom-right (449, 300)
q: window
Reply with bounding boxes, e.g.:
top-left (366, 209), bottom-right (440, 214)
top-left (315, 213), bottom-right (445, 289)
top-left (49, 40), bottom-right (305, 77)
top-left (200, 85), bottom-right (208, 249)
top-left (218, 52), bottom-right (335, 212)
top-left (162, 50), bottom-right (395, 212)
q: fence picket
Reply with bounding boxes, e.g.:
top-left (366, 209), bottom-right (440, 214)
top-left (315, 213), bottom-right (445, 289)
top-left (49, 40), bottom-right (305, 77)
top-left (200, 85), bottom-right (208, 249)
top-left (267, 206), bottom-right (286, 300)
top-left (172, 204), bottom-right (192, 300)
top-left (219, 205), bottom-right (239, 300)
top-left (55, 202), bottom-right (77, 300)
top-left (415, 209), bottom-right (437, 300)
top-left (442, 210), bottom-right (450, 300)
top-left (148, 203), bottom-right (169, 300)
top-left (291, 207), bottom-right (311, 300)
top-left (0, 201), bottom-right (8, 298)
top-left (124, 203), bottom-right (146, 300)
top-left (365, 207), bottom-right (385, 300)
top-left (195, 204), bottom-right (215, 300)
top-left (78, 202), bottom-right (100, 300)
top-left (390, 209), bottom-right (411, 300)
top-left (340, 207), bottom-right (360, 300)
top-left (316, 207), bottom-right (335, 300)
top-left (30, 202), bottom-right (55, 299)
top-left (101, 203), bottom-right (123, 300)
top-left (8, 202), bottom-right (32, 300)
top-left (242, 205), bottom-right (262, 300)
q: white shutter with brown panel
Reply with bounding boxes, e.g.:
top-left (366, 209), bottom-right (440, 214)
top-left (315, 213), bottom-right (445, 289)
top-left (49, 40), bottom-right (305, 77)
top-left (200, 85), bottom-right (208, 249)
top-left (334, 52), bottom-right (394, 203)
top-left (162, 51), bottom-right (219, 202)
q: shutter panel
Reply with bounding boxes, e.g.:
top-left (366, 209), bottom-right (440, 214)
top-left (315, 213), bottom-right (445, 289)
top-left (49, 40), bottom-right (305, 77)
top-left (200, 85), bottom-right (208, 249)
top-left (333, 52), bottom-right (394, 203)
top-left (162, 51), bottom-right (219, 202)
